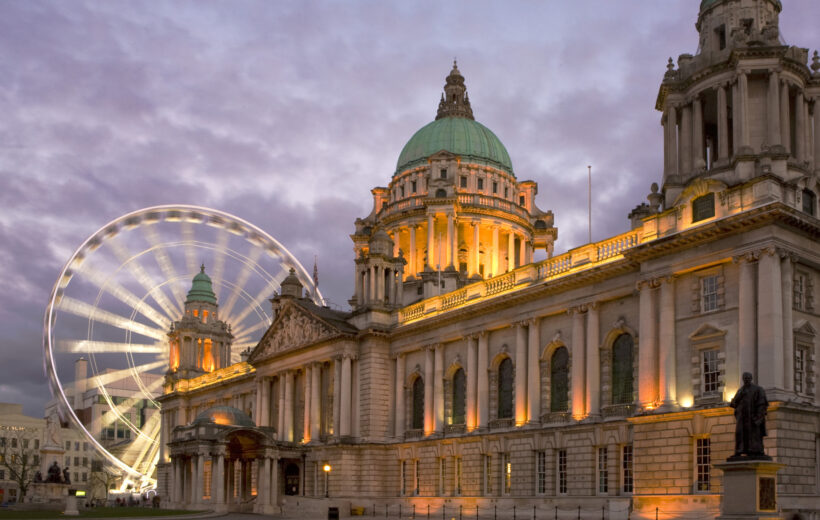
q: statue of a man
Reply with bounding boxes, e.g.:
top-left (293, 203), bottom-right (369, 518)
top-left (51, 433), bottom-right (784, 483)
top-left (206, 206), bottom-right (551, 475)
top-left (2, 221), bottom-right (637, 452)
top-left (729, 372), bottom-right (770, 459)
top-left (63, 467), bottom-right (71, 485)
top-left (47, 461), bottom-right (62, 483)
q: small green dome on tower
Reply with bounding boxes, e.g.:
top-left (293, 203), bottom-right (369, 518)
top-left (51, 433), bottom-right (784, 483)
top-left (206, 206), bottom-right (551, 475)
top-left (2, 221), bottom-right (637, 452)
top-left (186, 264), bottom-right (217, 304)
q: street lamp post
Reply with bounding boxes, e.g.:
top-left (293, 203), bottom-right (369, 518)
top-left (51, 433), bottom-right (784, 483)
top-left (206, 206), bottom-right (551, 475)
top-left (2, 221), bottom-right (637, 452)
top-left (323, 463), bottom-right (331, 498)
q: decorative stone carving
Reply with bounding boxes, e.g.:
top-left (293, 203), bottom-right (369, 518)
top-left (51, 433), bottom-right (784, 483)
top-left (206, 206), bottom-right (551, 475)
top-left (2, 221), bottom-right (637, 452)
top-left (255, 307), bottom-right (335, 359)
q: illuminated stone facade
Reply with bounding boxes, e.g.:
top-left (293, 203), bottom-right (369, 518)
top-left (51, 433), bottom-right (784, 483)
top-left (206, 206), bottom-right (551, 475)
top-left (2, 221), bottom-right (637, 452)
top-left (157, 0), bottom-right (820, 517)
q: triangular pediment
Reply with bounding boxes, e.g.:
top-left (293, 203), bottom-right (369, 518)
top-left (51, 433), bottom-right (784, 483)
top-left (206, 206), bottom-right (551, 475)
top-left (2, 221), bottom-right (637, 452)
top-left (793, 319), bottom-right (817, 336)
top-left (248, 302), bottom-right (343, 363)
top-left (689, 323), bottom-right (726, 341)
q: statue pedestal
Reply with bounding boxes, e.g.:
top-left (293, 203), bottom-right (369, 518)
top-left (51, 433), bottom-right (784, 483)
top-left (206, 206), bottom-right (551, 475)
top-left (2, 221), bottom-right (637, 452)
top-left (63, 494), bottom-right (79, 516)
top-left (714, 459), bottom-right (785, 519)
top-left (39, 445), bottom-right (65, 476)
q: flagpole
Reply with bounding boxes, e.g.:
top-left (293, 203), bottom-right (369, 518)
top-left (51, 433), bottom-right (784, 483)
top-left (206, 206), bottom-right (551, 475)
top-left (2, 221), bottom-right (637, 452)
top-left (588, 165), bottom-right (592, 244)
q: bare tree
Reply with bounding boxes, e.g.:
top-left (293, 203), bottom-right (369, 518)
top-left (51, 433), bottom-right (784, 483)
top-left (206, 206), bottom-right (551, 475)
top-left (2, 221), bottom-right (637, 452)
top-left (0, 428), bottom-right (40, 503)
top-left (89, 460), bottom-right (120, 504)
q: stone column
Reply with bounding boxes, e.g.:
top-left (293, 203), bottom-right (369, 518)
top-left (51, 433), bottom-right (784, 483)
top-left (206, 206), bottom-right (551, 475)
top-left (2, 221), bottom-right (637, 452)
top-left (466, 336), bottom-right (478, 430)
top-left (424, 346), bottom-right (434, 434)
top-left (428, 214), bottom-right (436, 270)
top-left (259, 456), bottom-right (271, 507)
top-left (757, 248), bottom-right (784, 389)
top-left (395, 354), bottom-right (406, 437)
top-left (519, 236), bottom-right (527, 269)
top-left (277, 375), bottom-right (286, 438)
top-left (284, 371), bottom-right (294, 442)
top-left (195, 452), bottom-right (205, 505)
top-left (736, 253), bottom-right (757, 378)
top-left (355, 266), bottom-right (364, 305)
top-left (514, 322), bottom-right (528, 425)
top-left (473, 222), bottom-right (481, 277)
top-left (663, 107), bottom-right (673, 176)
top-left (333, 358), bottom-right (341, 438)
top-left (477, 332), bottom-right (489, 429)
top-left (261, 377), bottom-right (271, 427)
top-left (585, 303), bottom-right (601, 416)
top-left (527, 318), bottom-right (541, 424)
top-left (658, 277), bottom-right (677, 406)
top-left (173, 456), bottom-right (183, 503)
top-left (739, 72), bottom-right (749, 149)
top-left (717, 86), bottom-right (729, 160)
top-left (781, 253), bottom-right (794, 392)
top-left (159, 414), bottom-right (168, 463)
top-left (446, 214), bottom-right (454, 268)
top-left (780, 80), bottom-right (791, 153)
top-left (491, 226), bottom-right (500, 277)
top-left (340, 354), bottom-right (352, 437)
top-left (693, 95), bottom-right (705, 169)
top-left (638, 280), bottom-right (658, 407)
top-left (214, 452), bottom-right (225, 506)
top-left (434, 344), bottom-right (444, 431)
top-left (570, 307), bottom-right (586, 418)
top-left (796, 92), bottom-right (806, 162)
top-left (680, 103), bottom-right (693, 174)
top-left (270, 458), bottom-right (279, 507)
top-left (310, 363), bottom-right (321, 442)
top-left (303, 366), bottom-right (312, 442)
top-left (814, 98), bottom-right (820, 172)
top-left (768, 70), bottom-right (781, 146)
top-left (409, 225), bottom-right (417, 277)
top-left (255, 379), bottom-right (264, 427)
top-left (507, 231), bottom-right (515, 272)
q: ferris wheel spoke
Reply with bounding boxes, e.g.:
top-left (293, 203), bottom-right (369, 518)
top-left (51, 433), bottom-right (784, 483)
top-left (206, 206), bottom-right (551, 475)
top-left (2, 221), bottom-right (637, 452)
top-left (57, 296), bottom-right (166, 341)
top-left (209, 229), bottom-right (231, 301)
top-left (92, 360), bottom-right (167, 388)
top-left (75, 265), bottom-right (171, 330)
top-left (98, 379), bottom-right (164, 430)
top-left (142, 225), bottom-right (187, 312)
top-left (219, 246), bottom-right (263, 320)
top-left (231, 320), bottom-right (269, 343)
top-left (106, 237), bottom-right (182, 320)
top-left (181, 222), bottom-right (199, 276)
top-left (229, 269), bottom-right (288, 327)
top-left (56, 339), bottom-right (165, 354)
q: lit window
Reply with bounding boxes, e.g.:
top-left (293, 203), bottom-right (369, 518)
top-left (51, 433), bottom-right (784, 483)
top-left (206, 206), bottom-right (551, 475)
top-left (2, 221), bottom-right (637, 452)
top-left (557, 449), bottom-right (567, 495)
top-left (502, 453), bottom-right (512, 495)
top-left (203, 460), bottom-right (212, 499)
top-left (695, 438), bottom-right (710, 491)
top-left (193, 309), bottom-right (198, 317)
top-left (701, 275), bottom-right (719, 313)
top-left (702, 350), bottom-right (720, 395)
top-left (536, 451), bottom-right (547, 495)
top-left (622, 445), bottom-right (633, 494)
top-left (598, 447), bottom-right (608, 494)
top-left (692, 193), bottom-right (715, 222)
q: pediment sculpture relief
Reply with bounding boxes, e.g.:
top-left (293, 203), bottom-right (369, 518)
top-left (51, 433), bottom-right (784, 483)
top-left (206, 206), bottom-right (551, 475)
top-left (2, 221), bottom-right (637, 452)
top-left (257, 308), bottom-right (335, 358)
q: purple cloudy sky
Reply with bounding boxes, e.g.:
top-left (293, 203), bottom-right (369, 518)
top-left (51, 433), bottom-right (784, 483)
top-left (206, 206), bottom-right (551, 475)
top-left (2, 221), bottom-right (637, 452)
top-left (1, 1), bottom-right (818, 416)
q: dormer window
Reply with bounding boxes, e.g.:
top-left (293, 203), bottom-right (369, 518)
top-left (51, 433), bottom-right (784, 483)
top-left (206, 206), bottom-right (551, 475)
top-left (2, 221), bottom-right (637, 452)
top-left (492, 181), bottom-right (498, 194)
top-left (477, 178), bottom-right (484, 190)
top-left (440, 169), bottom-right (447, 179)
top-left (504, 187), bottom-right (508, 198)
top-left (411, 181), bottom-right (417, 193)
top-left (692, 193), bottom-right (715, 222)
top-left (460, 176), bottom-right (467, 188)
top-left (519, 195), bottom-right (525, 206)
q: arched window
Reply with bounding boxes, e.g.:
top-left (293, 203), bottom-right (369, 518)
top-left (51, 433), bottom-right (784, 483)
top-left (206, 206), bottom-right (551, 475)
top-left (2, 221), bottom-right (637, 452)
top-left (411, 377), bottom-right (425, 430)
top-left (550, 347), bottom-right (569, 412)
top-left (497, 358), bottom-right (513, 419)
top-left (451, 368), bottom-right (466, 425)
top-left (612, 334), bottom-right (634, 405)
top-left (435, 189), bottom-right (447, 198)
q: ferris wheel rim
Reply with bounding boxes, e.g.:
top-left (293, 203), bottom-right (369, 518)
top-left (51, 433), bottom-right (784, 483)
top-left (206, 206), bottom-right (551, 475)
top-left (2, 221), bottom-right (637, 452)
top-left (43, 204), bottom-right (321, 486)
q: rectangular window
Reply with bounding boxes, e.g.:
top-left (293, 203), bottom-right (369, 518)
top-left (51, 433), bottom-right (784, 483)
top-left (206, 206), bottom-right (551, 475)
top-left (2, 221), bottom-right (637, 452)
top-left (701, 275), bottom-right (719, 312)
top-left (696, 438), bottom-right (711, 492)
top-left (83, 442), bottom-right (88, 451)
top-left (82, 472), bottom-right (87, 482)
top-left (692, 192), bottom-right (715, 222)
top-left (439, 458), bottom-right (446, 496)
top-left (795, 347), bottom-right (807, 394)
top-left (454, 457), bottom-right (462, 496)
top-left (11, 438), bottom-right (16, 449)
top-left (622, 445), bottom-right (633, 494)
top-left (82, 457), bottom-right (88, 467)
top-left (483, 455), bottom-right (492, 495)
top-left (65, 440), bottom-right (70, 450)
top-left (65, 456), bottom-right (70, 467)
top-left (460, 176), bottom-right (467, 188)
top-left (34, 455), bottom-right (39, 465)
top-left (477, 178), bottom-right (484, 190)
top-left (440, 169), bottom-right (447, 179)
top-left (0, 437), bottom-right (4, 447)
top-left (492, 181), bottom-right (498, 194)
top-left (414, 460), bottom-right (420, 496)
top-left (400, 186), bottom-right (405, 198)
top-left (557, 449), bottom-right (567, 495)
top-left (702, 349), bottom-right (720, 395)
top-left (22, 439), bottom-right (29, 449)
top-left (519, 195), bottom-right (525, 206)
top-left (536, 451), bottom-right (547, 495)
top-left (411, 181), bottom-right (417, 193)
top-left (250, 460), bottom-right (257, 496)
top-left (502, 453), bottom-right (511, 495)
top-left (794, 273), bottom-right (806, 311)
top-left (0, 470), bottom-right (4, 480)
top-left (400, 460), bottom-right (407, 496)
top-left (34, 439), bottom-right (39, 449)
top-left (74, 456), bottom-right (79, 466)
top-left (504, 187), bottom-right (508, 198)
top-left (598, 447), bottom-right (609, 494)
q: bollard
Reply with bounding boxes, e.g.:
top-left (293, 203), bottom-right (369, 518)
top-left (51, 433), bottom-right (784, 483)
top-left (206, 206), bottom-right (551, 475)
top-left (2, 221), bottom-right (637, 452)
top-left (655, 507), bottom-right (658, 520)
top-left (577, 505), bottom-right (580, 520)
top-left (386, 504), bottom-right (388, 518)
top-left (459, 505), bottom-right (463, 520)
top-left (533, 505), bottom-right (536, 520)
top-left (374, 504), bottom-right (376, 517)
top-left (413, 504), bottom-right (416, 519)
top-left (601, 505), bottom-right (604, 520)
top-left (514, 505), bottom-right (516, 520)
top-left (427, 504), bottom-right (430, 520)
top-left (554, 505), bottom-right (558, 520)
top-left (476, 505), bottom-right (479, 520)
top-left (399, 503), bottom-right (402, 519)
top-left (442, 504), bottom-right (445, 520)
top-left (494, 505), bottom-right (497, 520)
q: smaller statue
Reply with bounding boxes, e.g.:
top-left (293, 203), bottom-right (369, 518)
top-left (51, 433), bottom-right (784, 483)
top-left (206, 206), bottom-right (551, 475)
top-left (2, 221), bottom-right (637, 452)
top-left (34, 471), bottom-right (43, 483)
top-left (46, 461), bottom-right (62, 483)
top-left (729, 372), bottom-right (771, 460)
top-left (63, 467), bottom-right (71, 485)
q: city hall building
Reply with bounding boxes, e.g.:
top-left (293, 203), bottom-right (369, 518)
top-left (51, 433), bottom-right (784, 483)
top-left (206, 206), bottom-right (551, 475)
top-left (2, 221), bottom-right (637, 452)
top-left (156, 0), bottom-right (820, 517)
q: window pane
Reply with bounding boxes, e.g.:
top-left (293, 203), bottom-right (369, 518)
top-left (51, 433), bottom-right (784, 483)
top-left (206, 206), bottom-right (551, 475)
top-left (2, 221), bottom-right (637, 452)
top-left (412, 378), bottom-right (425, 430)
top-left (612, 335), bottom-right (634, 405)
top-left (692, 193), bottom-right (715, 222)
top-left (452, 369), bottom-right (466, 425)
top-left (622, 445), bottom-right (633, 493)
top-left (550, 347), bottom-right (569, 412)
top-left (702, 350), bottom-right (720, 394)
top-left (696, 438), bottom-right (710, 491)
top-left (498, 358), bottom-right (513, 419)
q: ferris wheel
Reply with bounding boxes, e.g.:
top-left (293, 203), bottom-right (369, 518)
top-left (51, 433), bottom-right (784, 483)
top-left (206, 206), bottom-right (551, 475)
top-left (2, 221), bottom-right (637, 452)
top-left (43, 205), bottom-right (321, 489)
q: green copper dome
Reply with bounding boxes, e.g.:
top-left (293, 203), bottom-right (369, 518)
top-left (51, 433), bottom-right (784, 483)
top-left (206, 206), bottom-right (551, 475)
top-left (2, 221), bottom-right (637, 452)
top-left (396, 117), bottom-right (513, 175)
top-left (186, 265), bottom-right (217, 304)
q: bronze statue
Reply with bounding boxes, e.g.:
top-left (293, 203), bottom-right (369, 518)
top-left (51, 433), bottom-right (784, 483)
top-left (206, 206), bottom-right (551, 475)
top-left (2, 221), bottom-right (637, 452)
top-left (63, 467), bottom-right (71, 485)
top-left (46, 461), bottom-right (62, 483)
top-left (728, 372), bottom-right (771, 460)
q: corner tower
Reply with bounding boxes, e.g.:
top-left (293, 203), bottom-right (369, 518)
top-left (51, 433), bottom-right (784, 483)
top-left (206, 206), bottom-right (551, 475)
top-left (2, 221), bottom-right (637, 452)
top-left (167, 265), bottom-right (233, 379)
top-left (351, 62), bottom-right (557, 309)
top-left (656, 0), bottom-right (820, 207)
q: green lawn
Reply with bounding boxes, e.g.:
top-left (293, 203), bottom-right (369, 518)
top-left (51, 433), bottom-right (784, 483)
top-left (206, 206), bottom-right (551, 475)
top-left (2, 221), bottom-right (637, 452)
top-left (0, 508), bottom-right (203, 519)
